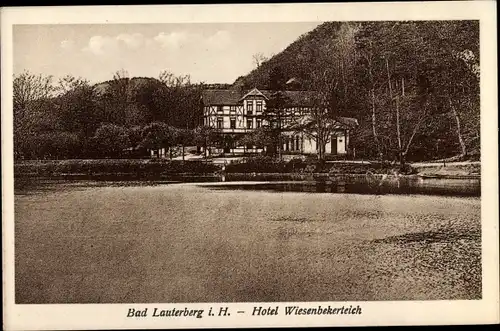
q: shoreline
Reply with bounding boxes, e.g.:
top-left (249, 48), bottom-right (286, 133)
top-left (14, 172), bottom-right (481, 198)
top-left (13, 172), bottom-right (481, 180)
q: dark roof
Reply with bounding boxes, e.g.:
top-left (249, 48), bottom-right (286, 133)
top-left (201, 89), bottom-right (242, 105)
top-left (201, 88), bottom-right (316, 106)
top-left (337, 117), bottom-right (359, 127)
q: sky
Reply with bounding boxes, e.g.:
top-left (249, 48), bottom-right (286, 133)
top-left (13, 22), bottom-right (322, 85)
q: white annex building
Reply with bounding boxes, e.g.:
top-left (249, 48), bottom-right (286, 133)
top-left (201, 87), bottom-right (358, 156)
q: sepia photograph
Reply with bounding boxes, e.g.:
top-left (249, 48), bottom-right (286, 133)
top-left (2, 2), bottom-right (498, 330)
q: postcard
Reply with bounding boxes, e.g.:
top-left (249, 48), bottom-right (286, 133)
top-left (1, 2), bottom-right (498, 329)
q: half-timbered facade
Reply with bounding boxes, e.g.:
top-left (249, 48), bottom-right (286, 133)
top-left (201, 87), bottom-right (358, 156)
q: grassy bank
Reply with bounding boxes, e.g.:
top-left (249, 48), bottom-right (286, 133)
top-left (412, 162), bottom-right (481, 177)
top-left (14, 159), bottom-right (220, 177)
top-left (14, 158), bottom-right (481, 179)
top-left (225, 157), bottom-right (416, 175)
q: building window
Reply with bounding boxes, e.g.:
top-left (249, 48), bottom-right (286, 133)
top-left (230, 118), bottom-right (236, 129)
top-left (217, 118), bottom-right (223, 129)
top-left (246, 101), bottom-right (253, 115)
top-left (247, 119), bottom-right (253, 129)
top-left (230, 105), bottom-right (236, 114)
top-left (256, 101), bottom-right (263, 112)
top-left (217, 105), bottom-right (223, 113)
top-left (256, 119), bottom-right (261, 128)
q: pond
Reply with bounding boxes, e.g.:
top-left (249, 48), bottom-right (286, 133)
top-left (15, 173), bottom-right (480, 197)
top-left (14, 179), bottom-right (481, 304)
top-left (206, 177), bottom-right (480, 197)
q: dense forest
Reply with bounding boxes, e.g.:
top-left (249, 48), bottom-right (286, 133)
top-left (14, 21), bottom-right (479, 161)
top-left (236, 21), bottom-right (480, 162)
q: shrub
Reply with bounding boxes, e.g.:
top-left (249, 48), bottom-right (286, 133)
top-left (224, 157), bottom-right (415, 175)
top-left (15, 131), bottom-right (84, 160)
top-left (14, 159), bottom-right (220, 177)
top-left (226, 156), bottom-right (286, 173)
top-left (93, 124), bottom-right (130, 157)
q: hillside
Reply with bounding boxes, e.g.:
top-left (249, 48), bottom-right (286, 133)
top-left (233, 22), bottom-right (347, 90)
top-left (93, 77), bottom-right (162, 96)
top-left (233, 21), bottom-right (480, 161)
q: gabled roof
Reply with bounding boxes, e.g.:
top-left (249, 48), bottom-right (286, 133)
top-left (201, 88), bottom-right (317, 107)
top-left (239, 88), bottom-right (268, 101)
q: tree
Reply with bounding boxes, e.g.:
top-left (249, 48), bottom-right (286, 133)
top-left (126, 78), bottom-right (169, 126)
top-left (13, 71), bottom-right (56, 159)
top-left (93, 123), bottom-right (130, 158)
top-left (193, 126), bottom-right (216, 159)
top-left (156, 70), bottom-right (204, 129)
top-left (252, 52), bottom-right (268, 68)
top-left (353, 22), bottom-right (440, 165)
top-left (53, 76), bottom-right (99, 141)
top-left (263, 65), bottom-right (291, 160)
top-left (355, 23), bottom-right (383, 157)
top-left (238, 127), bottom-right (275, 155)
top-left (159, 71), bottom-right (191, 87)
top-left (98, 69), bottom-right (131, 126)
top-left (175, 128), bottom-right (194, 161)
top-left (364, 21), bottom-right (480, 163)
top-left (55, 75), bottom-right (90, 96)
top-left (416, 21), bottom-right (480, 159)
top-left (264, 91), bottom-right (291, 160)
top-left (140, 122), bottom-right (177, 159)
top-left (13, 71), bottom-right (54, 114)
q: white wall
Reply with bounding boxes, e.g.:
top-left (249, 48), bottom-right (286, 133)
top-left (337, 135), bottom-right (346, 154)
top-left (300, 132), bottom-right (348, 155)
top-left (303, 136), bottom-right (316, 154)
top-left (326, 133), bottom-right (347, 155)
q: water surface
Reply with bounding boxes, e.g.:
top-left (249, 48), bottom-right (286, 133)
top-left (14, 180), bottom-right (481, 303)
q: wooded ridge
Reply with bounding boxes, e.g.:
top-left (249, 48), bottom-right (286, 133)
top-left (14, 21), bottom-right (479, 162)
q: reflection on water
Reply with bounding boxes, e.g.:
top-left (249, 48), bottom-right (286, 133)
top-left (14, 173), bottom-right (480, 197)
top-left (205, 176), bottom-right (480, 197)
top-left (14, 174), bottom-right (219, 195)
